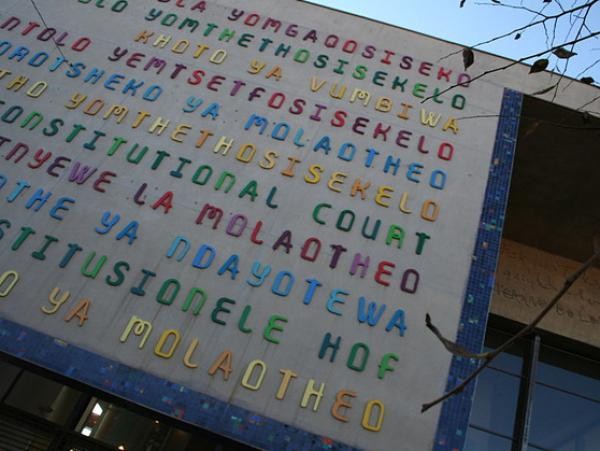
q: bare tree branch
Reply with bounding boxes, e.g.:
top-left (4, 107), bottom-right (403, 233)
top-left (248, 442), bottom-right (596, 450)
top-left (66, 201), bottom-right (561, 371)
top-left (422, 245), bottom-right (600, 413)
top-left (453, 111), bottom-right (600, 126)
top-left (582, 23), bottom-right (598, 38)
top-left (438, 1), bottom-right (598, 63)
top-left (423, 30), bottom-right (600, 103)
top-left (578, 91), bottom-right (600, 109)
top-left (544, 20), bottom-right (552, 48)
top-left (29, 0), bottom-right (68, 62)
top-left (551, 13), bottom-right (559, 48)
top-left (426, 314), bottom-right (489, 359)
top-left (554, 0), bottom-right (567, 14)
top-left (551, 0), bottom-right (593, 100)
top-left (474, 1), bottom-right (549, 17)
top-left (561, 57), bottom-right (600, 92)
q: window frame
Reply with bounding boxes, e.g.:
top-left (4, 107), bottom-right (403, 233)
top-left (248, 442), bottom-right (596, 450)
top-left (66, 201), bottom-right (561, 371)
top-left (467, 314), bottom-right (600, 451)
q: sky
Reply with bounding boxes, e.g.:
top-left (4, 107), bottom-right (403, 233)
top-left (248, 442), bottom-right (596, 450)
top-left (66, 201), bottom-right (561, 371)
top-left (306, 0), bottom-right (600, 83)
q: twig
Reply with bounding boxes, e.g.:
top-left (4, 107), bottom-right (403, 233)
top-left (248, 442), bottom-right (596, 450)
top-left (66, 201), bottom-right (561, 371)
top-left (423, 30), bottom-right (600, 103)
top-left (578, 91), bottom-right (600, 110)
top-left (426, 314), bottom-right (488, 359)
top-left (29, 0), bottom-right (68, 61)
top-left (544, 21), bottom-right (552, 48)
top-left (453, 112), bottom-right (600, 128)
top-left (551, 0), bottom-right (593, 100)
top-left (474, 1), bottom-right (549, 17)
top-left (437, 0), bottom-right (598, 62)
top-left (565, 57), bottom-right (600, 89)
top-left (422, 246), bottom-right (600, 413)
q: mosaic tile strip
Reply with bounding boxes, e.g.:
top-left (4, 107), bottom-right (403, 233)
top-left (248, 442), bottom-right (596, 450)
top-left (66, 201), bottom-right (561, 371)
top-left (433, 88), bottom-right (523, 451)
top-left (0, 318), bottom-right (359, 451)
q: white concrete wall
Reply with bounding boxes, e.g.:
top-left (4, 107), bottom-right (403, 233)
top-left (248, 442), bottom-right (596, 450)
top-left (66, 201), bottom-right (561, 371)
top-left (492, 239), bottom-right (600, 347)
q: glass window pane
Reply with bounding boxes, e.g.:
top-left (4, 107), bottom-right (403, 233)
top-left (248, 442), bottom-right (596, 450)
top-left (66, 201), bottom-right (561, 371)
top-left (77, 399), bottom-right (168, 450)
top-left (469, 367), bottom-right (521, 437)
top-left (529, 383), bottom-right (600, 451)
top-left (4, 370), bottom-right (83, 426)
top-left (162, 428), bottom-right (192, 450)
top-left (76, 399), bottom-right (251, 451)
top-left (490, 352), bottom-right (524, 376)
top-left (537, 345), bottom-right (600, 400)
top-left (527, 446), bottom-right (547, 451)
top-left (464, 427), bottom-right (513, 451)
top-left (0, 359), bottom-right (21, 399)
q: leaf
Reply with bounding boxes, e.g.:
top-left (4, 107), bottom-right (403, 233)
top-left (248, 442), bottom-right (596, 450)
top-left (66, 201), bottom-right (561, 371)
top-left (531, 84), bottom-right (557, 96)
top-left (553, 47), bottom-right (577, 59)
top-left (463, 47), bottom-right (474, 70)
top-left (581, 76), bottom-right (595, 84)
top-left (514, 33), bottom-right (521, 40)
top-left (529, 58), bottom-right (549, 73)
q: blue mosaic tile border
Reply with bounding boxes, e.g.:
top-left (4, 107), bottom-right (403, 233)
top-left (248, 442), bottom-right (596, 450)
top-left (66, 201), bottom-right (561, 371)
top-left (433, 88), bottom-right (523, 451)
top-left (0, 317), bottom-right (359, 451)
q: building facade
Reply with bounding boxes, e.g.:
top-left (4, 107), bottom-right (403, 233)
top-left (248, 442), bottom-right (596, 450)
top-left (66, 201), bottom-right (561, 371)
top-left (0, 1), bottom-right (597, 450)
